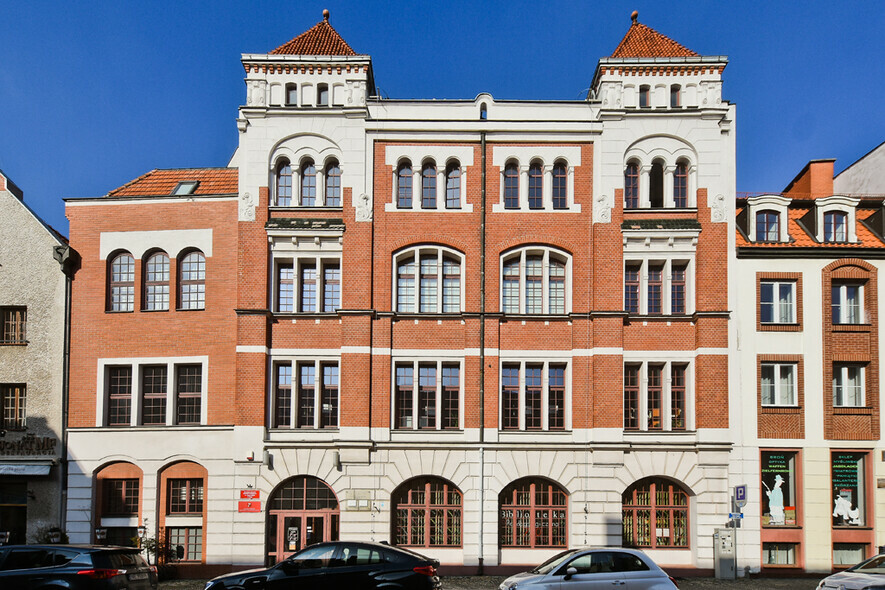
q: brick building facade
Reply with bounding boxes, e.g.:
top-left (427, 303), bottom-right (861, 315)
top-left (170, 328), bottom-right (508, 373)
top-left (64, 12), bottom-right (737, 574)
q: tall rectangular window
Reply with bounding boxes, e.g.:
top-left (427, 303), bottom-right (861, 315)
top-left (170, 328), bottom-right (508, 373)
top-left (761, 451), bottom-right (797, 526)
top-left (524, 365), bottom-right (542, 430)
top-left (504, 165), bottom-right (519, 209)
top-left (108, 367), bottom-right (132, 427)
top-left (300, 264), bottom-right (317, 313)
top-left (761, 364), bottom-right (797, 406)
top-left (103, 479), bottom-right (139, 515)
top-left (824, 211), bottom-right (848, 243)
top-left (278, 264), bottom-right (294, 312)
top-left (297, 364), bottom-right (315, 428)
top-left (502, 366), bottom-right (520, 430)
top-left (418, 365), bottom-right (436, 429)
top-left (1, 307), bottom-right (26, 344)
top-left (395, 365), bottom-right (413, 429)
top-left (503, 260), bottom-right (520, 314)
top-left (671, 365), bottom-right (686, 431)
top-left (168, 479), bottom-right (204, 514)
top-left (647, 366), bottom-right (662, 430)
top-left (525, 256), bottom-right (543, 314)
top-left (323, 264), bottom-right (340, 312)
top-left (441, 365), bottom-right (459, 430)
top-left (445, 165), bottom-right (461, 209)
top-left (422, 165), bottom-right (436, 209)
top-left (321, 363), bottom-right (339, 428)
top-left (141, 366), bottom-right (167, 425)
top-left (760, 281), bottom-right (795, 324)
top-left (442, 259), bottom-right (461, 313)
top-left (167, 527), bottom-right (202, 562)
top-left (624, 265), bottom-right (640, 314)
top-left (647, 265), bottom-right (663, 315)
top-left (833, 364), bottom-right (864, 408)
top-left (274, 364), bottom-right (292, 428)
top-left (419, 257), bottom-right (438, 313)
top-left (0, 384), bottom-right (26, 431)
top-left (832, 452), bottom-right (866, 527)
top-left (548, 365), bottom-right (564, 430)
top-left (396, 361), bottom-right (461, 431)
top-left (528, 165), bottom-right (543, 209)
top-left (175, 365), bottom-right (202, 425)
top-left (552, 164), bottom-right (567, 209)
top-left (624, 366), bottom-right (639, 430)
top-left (832, 284), bottom-right (862, 324)
top-left (671, 265), bottom-right (686, 314)
top-left (624, 164), bottom-right (639, 209)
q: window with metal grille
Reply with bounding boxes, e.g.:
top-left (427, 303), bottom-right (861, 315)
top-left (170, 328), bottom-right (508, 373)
top-left (393, 477), bottom-right (462, 547)
top-left (324, 162), bottom-right (341, 207)
top-left (108, 252), bottom-right (135, 312)
top-left (175, 365), bottom-right (201, 424)
top-left (141, 366), bottom-right (167, 425)
top-left (499, 478), bottom-right (567, 548)
top-left (168, 479), bottom-right (203, 514)
top-left (1, 307), bottom-right (26, 344)
top-left (276, 161), bottom-right (293, 206)
top-left (622, 478), bottom-right (689, 548)
top-left (300, 161), bottom-right (316, 206)
top-left (144, 252), bottom-right (170, 311)
top-left (1, 384), bottom-right (26, 430)
top-left (107, 367), bottom-right (132, 426)
top-left (179, 251), bottom-right (205, 310)
top-left (167, 527), bottom-right (202, 562)
top-left (103, 479), bottom-right (139, 515)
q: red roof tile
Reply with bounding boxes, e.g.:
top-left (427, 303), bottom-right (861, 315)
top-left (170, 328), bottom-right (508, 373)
top-left (736, 205), bottom-right (885, 249)
top-left (270, 11), bottom-right (357, 56)
top-left (107, 168), bottom-right (238, 197)
top-left (610, 13), bottom-right (699, 58)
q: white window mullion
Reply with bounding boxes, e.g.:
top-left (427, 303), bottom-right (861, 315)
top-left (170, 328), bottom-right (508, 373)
top-left (640, 260), bottom-right (648, 316)
top-left (541, 361), bottom-right (549, 430)
top-left (166, 363), bottom-right (175, 426)
top-left (437, 251), bottom-right (444, 313)
top-left (131, 364), bottom-right (140, 426)
top-left (412, 360), bottom-right (419, 429)
top-left (519, 361), bottom-right (526, 430)
top-left (289, 362), bottom-right (297, 429)
top-left (314, 360), bottom-right (322, 429)
top-left (436, 361), bottom-right (443, 431)
top-left (663, 260), bottom-right (672, 315)
top-left (663, 362), bottom-right (672, 431)
top-left (542, 251), bottom-right (550, 315)
top-left (639, 363), bottom-right (648, 432)
top-left (519, 251), bottom-right (527, 314)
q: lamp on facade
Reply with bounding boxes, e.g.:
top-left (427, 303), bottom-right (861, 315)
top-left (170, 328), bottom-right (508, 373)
top-left (48, 529), bottom-right (62, 543)
top-left (137, 525), bottom-right (146, 538)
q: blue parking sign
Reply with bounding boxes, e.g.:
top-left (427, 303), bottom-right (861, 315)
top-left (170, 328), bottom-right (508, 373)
top-left (735, 484), bottom-right (747, 507)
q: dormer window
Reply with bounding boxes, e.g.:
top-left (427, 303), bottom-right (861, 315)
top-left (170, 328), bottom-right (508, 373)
top-left (824, 211), bottom-right (847, 243)
top-left (756, 211), bottom-right (780, 243)
top-left (286, 84), bottom-right (298, 106)
top-left (317, 84), bottom-right (329, 106)
top-left (172, 181), bottom-right (199, 195)
top-left (639, 85), bottom-right (651, 108)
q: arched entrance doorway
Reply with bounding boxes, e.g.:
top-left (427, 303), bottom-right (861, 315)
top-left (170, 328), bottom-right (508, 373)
top-left (265, 476), bottom-right (339, 565)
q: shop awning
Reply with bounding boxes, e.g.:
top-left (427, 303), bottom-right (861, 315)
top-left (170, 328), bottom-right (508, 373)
top-left (0, 462), bottom-right (54, 476)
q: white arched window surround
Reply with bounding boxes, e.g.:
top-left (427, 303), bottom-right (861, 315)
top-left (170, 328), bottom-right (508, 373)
top-left (500, 246), bottom-right (571, 315)
top-left (269, 143), bottom-right (344, 208)
top-left (393, 246), bottom-right (465, 314)
top-left (746, 194), bottom-right (791, 243)
top-left (624, 136), bottom-right (698, 209)
top-left (384, 145), bottom-right (474, 212)
top-left (815, 195), bottom-right (860, 243)
top-left (490, 146), bottom-right (582, 213)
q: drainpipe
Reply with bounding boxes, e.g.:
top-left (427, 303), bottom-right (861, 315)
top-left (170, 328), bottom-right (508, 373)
top-left (54, 245), bottom-right (75, 534)
top-left (478, 131), bottom-right (487, 574)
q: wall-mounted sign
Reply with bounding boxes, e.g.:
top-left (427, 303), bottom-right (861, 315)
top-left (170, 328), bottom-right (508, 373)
top-left (0, 435), bottom-right (58, 457)
top-left (240, 489), bottom-right (260, 500)
top-left (238, 501), bottom-right (261, 513)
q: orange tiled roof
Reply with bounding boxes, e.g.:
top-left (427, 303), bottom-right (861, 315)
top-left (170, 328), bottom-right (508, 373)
top-left (270, 11), bottom-right (357, 56)
top-left (735, 205), bottom-right (885, 249)
top-left (610, 13), bottom-right (699, 58)
top-left (107, 168), bottom-right (238, 197)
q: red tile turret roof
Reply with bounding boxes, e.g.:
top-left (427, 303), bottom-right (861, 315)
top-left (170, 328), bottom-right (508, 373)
top-left (106, 168), bottom-right (238, 197)
top-left (610, 12), bottom-right (699, 58)
top-left (270, 11), bottom-right (358, 56)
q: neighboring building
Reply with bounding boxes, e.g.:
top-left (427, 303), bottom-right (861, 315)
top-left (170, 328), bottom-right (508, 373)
top-left (734, 150), bottom-right (885, 573)
top-left (0, 170), bottom-right (76, 544)
top-left (64, 12), bottom-right (735, 575)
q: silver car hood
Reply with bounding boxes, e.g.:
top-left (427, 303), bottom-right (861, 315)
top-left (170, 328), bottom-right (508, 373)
top-left (820, 570), bottom-right (885, 589)
top-left (500, 571), bottom-right (546, 589)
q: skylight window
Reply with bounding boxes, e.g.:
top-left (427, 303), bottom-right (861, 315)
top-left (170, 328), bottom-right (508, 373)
top-left (172, 181), bottom-right (199, 195)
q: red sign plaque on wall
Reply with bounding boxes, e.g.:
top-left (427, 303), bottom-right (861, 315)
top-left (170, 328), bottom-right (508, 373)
top-left (240, 489), bottom-right (260, 500)
top-left (238, 500), bottom-right (261, 513)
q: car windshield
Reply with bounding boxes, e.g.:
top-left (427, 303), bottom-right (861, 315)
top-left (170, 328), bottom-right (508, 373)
top-left (531, 550), bottom-right (578, 574)
top-left (850, 554), bottom-right (885, 573)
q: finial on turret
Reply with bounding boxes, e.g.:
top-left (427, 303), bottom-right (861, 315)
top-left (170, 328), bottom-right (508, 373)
top-left (323, 9), bottom-right (330, 21)
top-left (631, 10), bottom-right (638, 23)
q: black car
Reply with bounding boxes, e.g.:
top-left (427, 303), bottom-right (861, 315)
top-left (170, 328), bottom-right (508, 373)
top-left (205, 541), bottom-right (441, 590)
top-left (0, 544), bottom-right (157, 589)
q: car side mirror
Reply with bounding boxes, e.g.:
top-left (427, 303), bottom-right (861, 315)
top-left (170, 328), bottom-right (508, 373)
top-left (564, 566), bottom-right (578, 580)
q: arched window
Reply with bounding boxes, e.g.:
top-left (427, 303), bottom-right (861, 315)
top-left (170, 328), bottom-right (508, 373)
top-left (144, 251), bottom-right (170, 311)
top-left (673, 162), bottom-right (688, 208)
top-left (528, 162), bottom-right (543, 209)
top-left (756, 210), bottom-right (780, 242)
top-left (108, 252), bottom-right (135, 312)
top-left (276, 160), bottom-right (293, 206)
top-left (301, 160), bottom-right (316, 206)
top-left (622, 478), bottom-right (689, 548)
top-left (95, 462), bottom-right (143, 547)
top-left (285, 83), bottom-right (298, 106)
top-left (480, 103), bottom-right (488, 120)
top-left (670, 84), bottom-right (681, 108)
top-left (624, 162), bottom-right (639, 209)
top-left (501, 247), bottom-right (570, 315)
top-left (422, 162), bottom-right (437, 208)
top-left (445, 162), bottom-right (461, 209)
top-left (552, 161), bottom-right (567, 209)
top-left (179, 251), bottom-right (206, 310)
top-left (397, 161), bottom-right (413, 208)
top-left (159, 461), bottom-right (207, 564)
top-left (395, 247), bottom-right (462, 313)
top-left (324, 161), bottom-right (341, 207)
top-left (393, 477), bottom-right (462, 547)
top-left (504, 162), bottom-right (519, 209)
top-left (266, 476), bottom-right (339, 564)
top-left (649, 161), bottom-right (664, 208)
top-left (499, 477), bottom-right (567, 548)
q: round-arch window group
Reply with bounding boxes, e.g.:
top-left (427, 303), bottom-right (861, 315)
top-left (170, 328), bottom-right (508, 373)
top-left (275, 158), bottom-right (341, 207)
top-left (108, 249), bottom-right (206, 312)
top-left (623, 158), bottom-right (691, 209)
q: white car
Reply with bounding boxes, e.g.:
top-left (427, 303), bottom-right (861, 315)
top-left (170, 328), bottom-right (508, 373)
top-left (499, 547), bottom-right (678, 590)
top-left (818, 553), bottom-right (885, 589)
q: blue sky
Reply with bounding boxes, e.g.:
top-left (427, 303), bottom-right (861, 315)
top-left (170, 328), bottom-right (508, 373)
top-left (1, 0), bottom-right (883, 234)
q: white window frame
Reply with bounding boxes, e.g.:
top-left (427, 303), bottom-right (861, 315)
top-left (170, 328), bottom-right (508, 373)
top-left (815, 196), bottom-right (859, 243)
top-left (270, 151), bottom-right (344, 209)
top-left (622, 360), bottom-right (693, 432)
top-left (272, 359), bottom-right (339, 430)
top-left (832, 283), bottom-right (864, 325)
top-left (96, 356), bottom-right (209, 427)
top-left (623, 258), bottom-right (693, 316)
top-left (500, 247), bottom-right (571, 315)
top-left (391, 358), bottom-right (464, 432)
top-left (273, 256), bottom-right (342, 314)
top-left (747, 194), bottom-right (791, 243)
top-left (622, 138), bottom-right (697, 209)
top-left (760, 363), bottom-right (798, 407)
top-left (760, 280), bottom-right (796, 324)
top-left (384, 146), bottom-right (474, 212)
top-left (393, 246), bottom-right (464, 314)
top-left (491, 146), bottom-right (581, 213)
top-left (499, 360), bottom-right (571, 432)
top-left (833, 364), bottom-right (864, 408)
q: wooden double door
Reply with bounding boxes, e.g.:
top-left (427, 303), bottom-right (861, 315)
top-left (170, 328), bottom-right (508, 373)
top-left (267, 510), bottom-right (339, 565)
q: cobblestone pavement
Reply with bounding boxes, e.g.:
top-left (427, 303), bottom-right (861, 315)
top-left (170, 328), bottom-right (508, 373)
top-left (160, 575), bottom-right (822, 589)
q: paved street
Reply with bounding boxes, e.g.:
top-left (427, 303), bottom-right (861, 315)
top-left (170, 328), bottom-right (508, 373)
top-left (161, 575), bottom-right (822, 589)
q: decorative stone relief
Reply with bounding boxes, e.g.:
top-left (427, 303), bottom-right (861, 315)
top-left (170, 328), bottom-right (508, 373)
top-left (710, 193), bottom-right (727, 223)
top-left (593, 193), bottom-right (612, 224)
top-left (240, 192), bottom-right (255, 222)
top-left (355, 193), bottom-right (372, 222)
top-left (246, 80), bottom-right (267, 107)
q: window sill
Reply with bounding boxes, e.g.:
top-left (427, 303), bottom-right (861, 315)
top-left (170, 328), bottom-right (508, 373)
top-left (833, 406), bottom-right (873, 415)
top-left (141, 308), bottom-right (169, 313)
top-left (758, 323), bottom-right (802, 332)
top-left (761, 406), bottom-right (801, 413)
top-left (105, 310), bottom-right (134, 314)
top-left (0, 342), bottom-right (28, 346)
top-left (831, 323), bottom-right (871, 333)
top-left (491, 203), bottom-right (581, 214)
top-left (176, 307), bottom-right (205, 312)
top-left (269, 205), bottom-right (343, 211)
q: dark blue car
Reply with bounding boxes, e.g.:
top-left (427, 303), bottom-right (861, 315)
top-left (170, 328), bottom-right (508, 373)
top-left (0, 545), bottom-right (157, 589)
